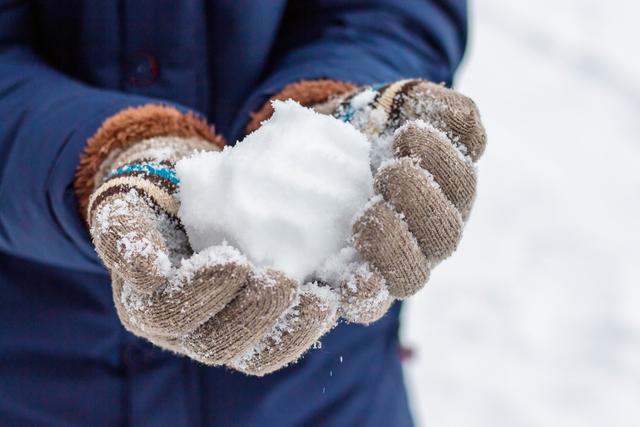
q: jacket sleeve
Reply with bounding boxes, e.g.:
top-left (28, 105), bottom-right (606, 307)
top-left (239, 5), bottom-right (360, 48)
top-left (0, 1), bottom-right (181, 272)
top-left (229, 0), bottom-right (467, 139)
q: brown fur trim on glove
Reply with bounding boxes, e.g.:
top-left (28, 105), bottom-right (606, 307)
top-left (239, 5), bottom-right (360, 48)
top-left (245, 79), bottom-right (357, 134)
top-left (74, 105), bottom-right (225, 219)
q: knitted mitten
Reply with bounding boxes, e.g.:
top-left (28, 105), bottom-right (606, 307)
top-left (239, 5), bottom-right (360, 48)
top-left (75, 105), bottom-right (338, 376)
top-left (249, 79), bottom-right (486, 324)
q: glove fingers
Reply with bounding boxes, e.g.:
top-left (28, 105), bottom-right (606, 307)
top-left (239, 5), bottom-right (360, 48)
top-left (394, 122), bottom-right (477, 220)
top-left (230, 284), bottom-right (339, 376)
top-left (182, 270), bottom-right (297, 365)
top-left (353, 199), bottom-right (430, 298)
top-left (397, 81), bottom-right (487, 161)
top-left (116, 247), bottom-right (251, 337)
top-left (90, 191), bottom-right (172, 294)
top-left (339, 266), bottom-right (393, 324)
top-left (374, 159), bottom-right (463, 264)
top-left (112, 275), bottom-right (183, 353)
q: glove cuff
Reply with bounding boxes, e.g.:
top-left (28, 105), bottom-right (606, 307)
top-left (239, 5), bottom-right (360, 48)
top-left (245, 79), bottom-right (357, 134)
top-left (74, 104), bottom-right (225, 220)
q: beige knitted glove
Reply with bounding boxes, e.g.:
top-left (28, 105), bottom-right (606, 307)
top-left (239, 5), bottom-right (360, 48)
top-left (333, 80), bottom-right (486, 323)
top-left (248, 79), bottom-right (486, 324)
top-left (75, 105), bottom-right (338, 376)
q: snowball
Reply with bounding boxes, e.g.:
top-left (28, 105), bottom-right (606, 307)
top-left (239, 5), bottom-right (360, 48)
top-left (176, 100), bottom-right (373, 281)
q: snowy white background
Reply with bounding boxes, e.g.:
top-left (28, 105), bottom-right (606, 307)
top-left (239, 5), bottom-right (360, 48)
top-left (401, 0), bottom-right (640, 426)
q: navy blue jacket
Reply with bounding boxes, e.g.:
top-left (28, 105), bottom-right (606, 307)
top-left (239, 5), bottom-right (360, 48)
top-left (0, 1), bottom-right (467, 426)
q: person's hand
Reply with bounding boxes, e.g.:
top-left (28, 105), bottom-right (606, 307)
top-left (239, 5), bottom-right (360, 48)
top-left (323, 80), bottom-right (487, 323)
top-left (76, 105), bottom-right (338, 375)
top-left (250, 79), bottom-right (487, 324)
top-left (247, 79), bottom-right (485, 324)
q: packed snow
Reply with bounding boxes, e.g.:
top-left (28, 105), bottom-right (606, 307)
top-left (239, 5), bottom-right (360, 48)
top-left (176, 100), bottom-right (373, 281)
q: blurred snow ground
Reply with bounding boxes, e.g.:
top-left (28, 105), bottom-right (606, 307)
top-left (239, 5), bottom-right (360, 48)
top-left (401, 1), bottom-right (640, 426)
